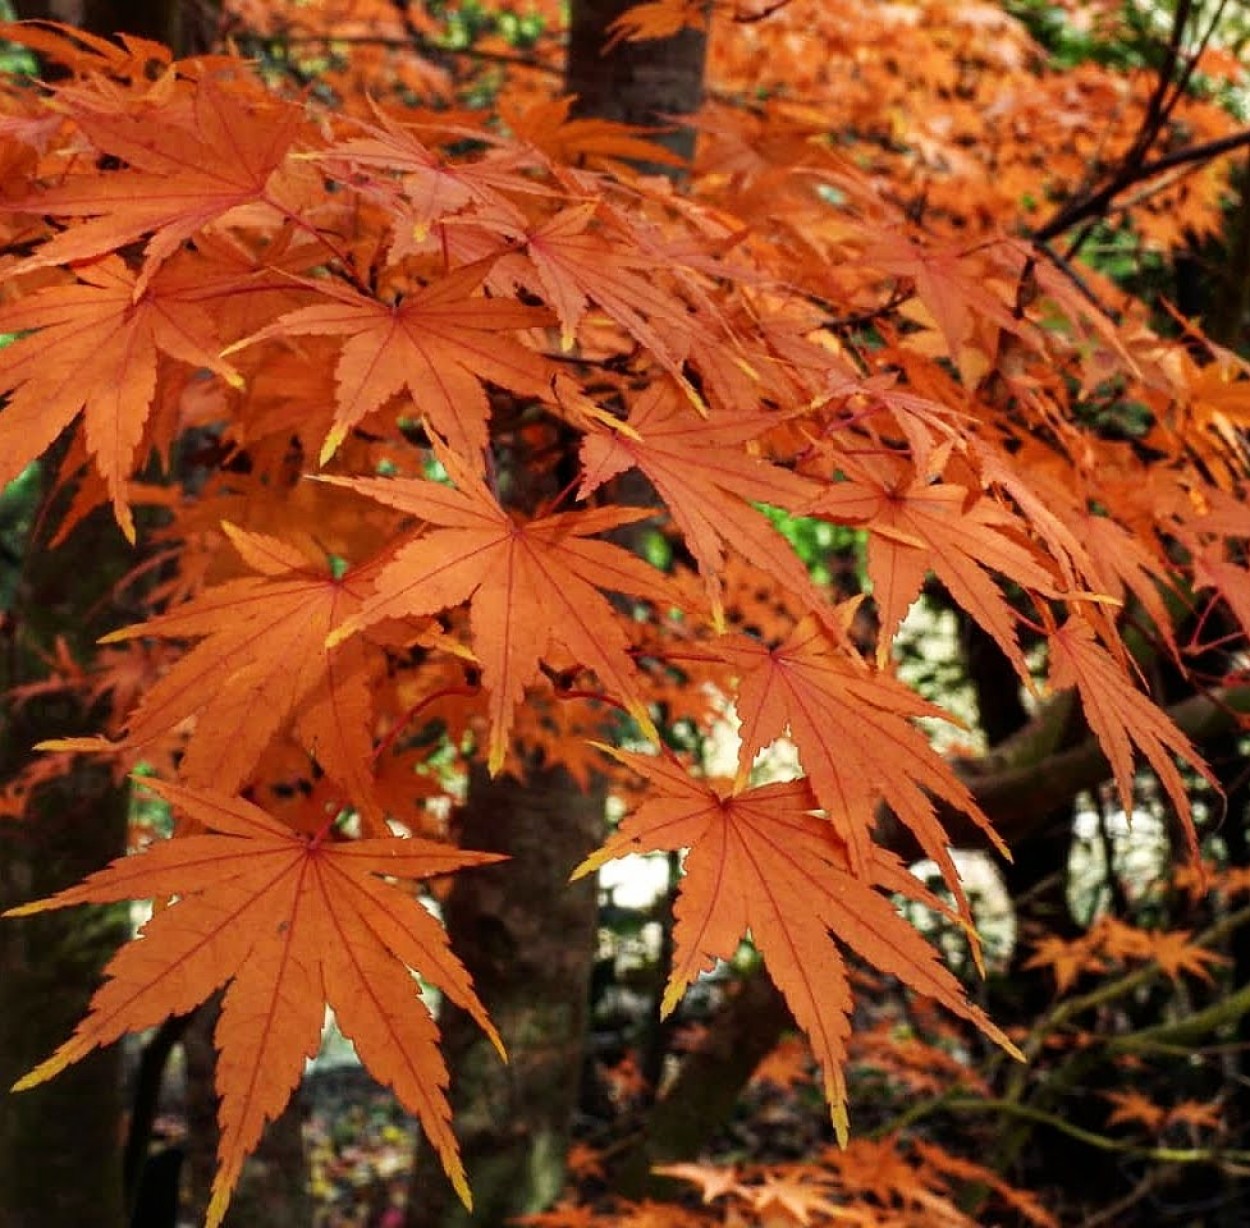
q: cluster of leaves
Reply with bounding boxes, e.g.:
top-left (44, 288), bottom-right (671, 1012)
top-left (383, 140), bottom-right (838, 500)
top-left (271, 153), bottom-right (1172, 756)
top-left (2, 0), bottom-right (1250, 1224)
top-left (521, 1143), bottom-right (1058, 1228)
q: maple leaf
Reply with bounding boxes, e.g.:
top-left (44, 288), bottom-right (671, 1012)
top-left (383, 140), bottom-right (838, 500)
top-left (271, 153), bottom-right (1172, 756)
top-left (653, 1162), bottom-right (742, 1204)
top-left (10, 76), bottom-right (301, 292)
top-left (519, 203), bottom-right (699, 388)
top-left (751, 1035), bottom-right (814, 1090)
top-left (579, 381), bottom-right (831, 618)
top-left (1047, 617), bottom-right (1213, 862)
top-left (1023, 933), bottom-right (1103, 994)
top-left (0, 19), bottom-right (174, 79)
top-left (1104, 1090), bottom-right (1167, 1132)
top-left (511, 1204), bottom-right (601, 1228)
top-left (717, 616), bottom-right (1005, 889)
top-left (812, 453), bottom-right (1057, 675)
top-left (324, 446), bottom-right (681, 771)
top-left (4, 778), bottom-right (503, 1227)
top-left (0, 257), bottom-right (242, 541)
top-left (606, 0), bottom-right (709, 48)
top-left (858, 232), bottom-right (1029, 383)
top-left (500, 95), bottom-right (687, 169)
top-left (749, 1172), bottom-right (844, 1225)
top-left (565, 1141), bottom-right (606, 1180)
top-left (574, 749), bottom-right (1018, 1142)
top-left (1166, 1100), bottom-right (1223, 1131)
top-left (1145, 929), bottom-right (1227, 983)
top-left (911, 1141), bottom-right (1059, 1228)
top-left (54, 525), bottom-right (383, 816)
top-left (226, 261), bottom-right (555, 464)
top-left (316, 103), bottom-right (537, 249)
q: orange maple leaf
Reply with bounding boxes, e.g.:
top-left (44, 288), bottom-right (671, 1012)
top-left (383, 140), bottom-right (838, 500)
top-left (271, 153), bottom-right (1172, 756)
top-left (749, 1172), bottom-right (844, 1225)
top-left (653, 1161), bottom-right (742, 1203)
top-left (718, 615), bottom-right (1005, 889)
top-left (227, 260), bottom-right (555, 464)
top-left (1023, 932), bottom-right (1103, 994)
top-left (912, 1140), bottom-right (1059, 1228)
top-left (58, 525), bottom-right (383, 817)
top-left (860, 232), bottom-right (1030, 381)
top-left (501, 95), bottom-right (686, 169)
top-left (579, 381), bottom-right (829, 617)
top-left (1145, 929), bottom-right (1227, 983)
top-left (1104, 1089), bottom-right (1167, 1132)
top-left (325, 446), bottom-right (680, 771)
top-left (1048, 616), bottom-right (1213, 861)
top-left (574, 749), bottom-right (1018, 1142)
top-left (751, 1034), bottom-right (814, 1090)
top-left (1166, 1099), bottom-right (1223, 1131)
top-left (813, 452), bottom-right (1056, 675)
top-left (11, 76), bottom-right (300, 291)
top-left (316, 102), bottom-right (537, 249)
top-left (520, 203), bottom-right (699, 387)
top-left (606, 0), bottom-right (709, 48)
top-left (4, 778), bottom-right (503, 1227)
top-left (0, 257), bottom-right (241, 541)
top-left (0, 19), bottom-right (173, 80)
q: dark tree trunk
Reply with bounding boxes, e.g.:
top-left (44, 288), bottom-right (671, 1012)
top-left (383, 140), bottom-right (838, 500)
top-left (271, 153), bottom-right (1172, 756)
top-left (12, 0), bottom-right (220, 56)
top-left (564, 0), bottom-right (708, 166)
top-left (610, 972), bottom-right (793, 1198)
top-left (0, 484), bottom-right (134, 1228)
top-left (1206, 154), bottom-right (1250, 350)
top-left (405, 763), bottom-right (603, 1228)
top-left (400, 10), bottom-right (711, 1206)
top-left (0, 774), bottom-right (129, 1228)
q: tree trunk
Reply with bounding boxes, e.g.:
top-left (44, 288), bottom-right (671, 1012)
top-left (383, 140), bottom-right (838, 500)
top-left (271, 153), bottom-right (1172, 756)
top-left (12, 0), bottom-right (220, 56)
top-left (564, 0), bottom-right (708, 166)
top-left (610, 972), bottom-right (793, 1198)
top-left (400, 8), bottom-right (711, 1203)
top-left (405, 763), bottom-right (603, 1228)
top-left (0, 777), bottom-right (129, 1228)
top-left (1206, 152), bottom-right (1250, 350)
top-left (0, 481), bottom-right (133, 1228)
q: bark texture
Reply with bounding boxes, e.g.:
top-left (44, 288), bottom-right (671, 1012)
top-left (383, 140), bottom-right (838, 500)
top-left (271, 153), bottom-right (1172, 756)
top-left (564, 0), bottom-right (708, 165)
top-left (0, 491), bottom-right (132, 1228)
top-left (405, 763), bottom-right (603, 1228)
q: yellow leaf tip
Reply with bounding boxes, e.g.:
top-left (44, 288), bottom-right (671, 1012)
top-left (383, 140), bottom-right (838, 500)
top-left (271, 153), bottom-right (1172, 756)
top-left (450, 1166), bottom-right (473, 1210)
top-left (4, 901), bottom-right (44, 918)
top-left (831, 1102), bottom-right (849, 1147)
top-left (660, 981), bottom-right (684, 1019)
top-left (569, 851), bottom-right (602, 882)
top-left (320, 426), bottom-right (347, 467)
top-left (11, 1053), bottom-right (63, 1091)
top-left (487, 737), bottom-right (506, 777)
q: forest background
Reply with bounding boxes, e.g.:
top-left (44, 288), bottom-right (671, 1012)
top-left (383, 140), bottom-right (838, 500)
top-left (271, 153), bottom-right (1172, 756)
top-left (3, 0), bottom-right (1250, 1226)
